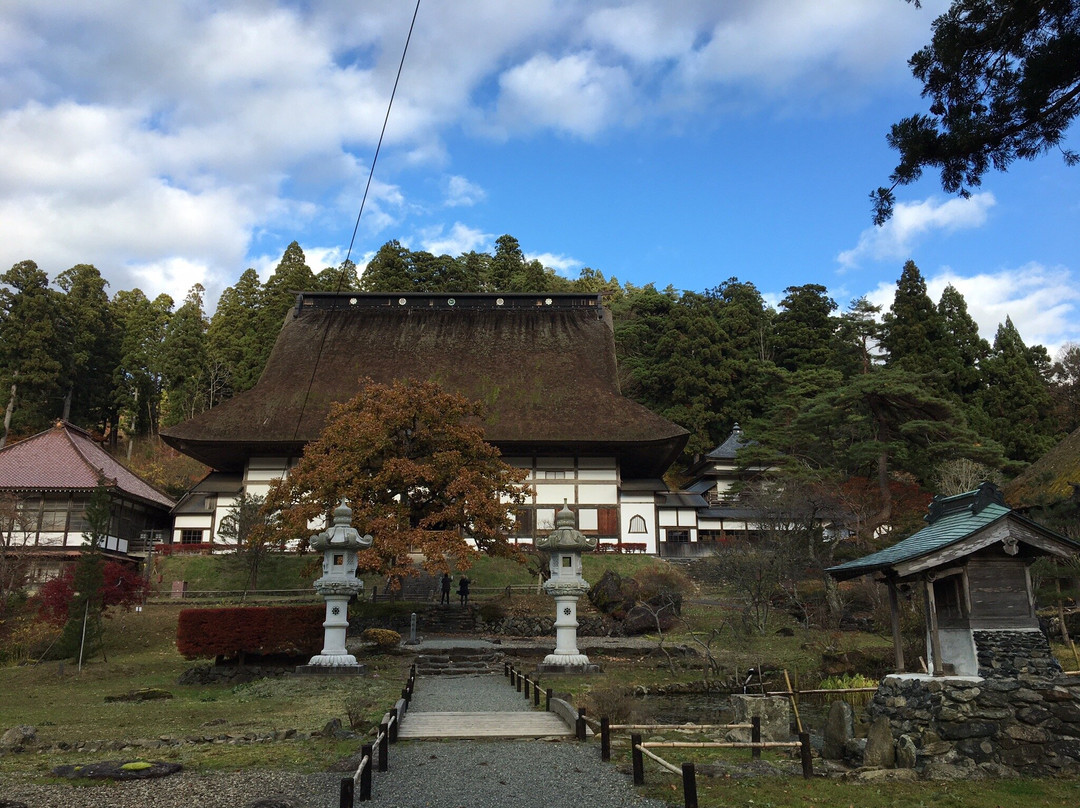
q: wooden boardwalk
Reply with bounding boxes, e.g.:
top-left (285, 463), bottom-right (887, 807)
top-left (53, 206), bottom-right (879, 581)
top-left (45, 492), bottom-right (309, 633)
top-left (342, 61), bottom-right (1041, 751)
top-left (397, 710), bottom-right (574, 740)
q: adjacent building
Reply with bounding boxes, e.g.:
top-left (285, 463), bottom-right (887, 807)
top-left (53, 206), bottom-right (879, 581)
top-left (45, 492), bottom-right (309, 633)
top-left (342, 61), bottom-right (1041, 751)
top-left (0, 421), bottom-right (175, 581)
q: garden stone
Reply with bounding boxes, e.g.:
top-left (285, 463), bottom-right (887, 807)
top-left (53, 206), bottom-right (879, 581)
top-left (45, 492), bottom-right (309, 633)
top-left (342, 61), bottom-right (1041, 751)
top-left (896, 734), bottom-right (918, 769)
top-left (822, 701), bottom-right (854, 760)
top-left (729, 695), bottom-right (789, 742)
top-left (863, 717), bottom-right (895, 768)
top-left (51, 760), bottom-right (183, 780)
top-left (0, 726), bottom-right (36, 751)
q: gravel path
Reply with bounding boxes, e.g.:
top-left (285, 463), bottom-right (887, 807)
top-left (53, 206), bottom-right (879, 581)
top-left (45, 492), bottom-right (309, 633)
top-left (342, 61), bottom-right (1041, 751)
top-left (0, 676), bottom-right (670, 808)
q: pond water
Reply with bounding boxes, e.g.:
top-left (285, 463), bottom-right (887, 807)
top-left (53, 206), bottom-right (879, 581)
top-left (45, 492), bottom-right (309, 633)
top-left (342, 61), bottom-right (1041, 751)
top-left (638, 692), bottom-right (866, 736)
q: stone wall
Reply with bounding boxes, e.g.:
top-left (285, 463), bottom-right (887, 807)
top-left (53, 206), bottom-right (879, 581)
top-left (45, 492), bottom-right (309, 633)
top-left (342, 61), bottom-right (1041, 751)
top-left (974, 629), bottom-right (1063, 678)
top-left (865, 673), bottom-right (1080, 777)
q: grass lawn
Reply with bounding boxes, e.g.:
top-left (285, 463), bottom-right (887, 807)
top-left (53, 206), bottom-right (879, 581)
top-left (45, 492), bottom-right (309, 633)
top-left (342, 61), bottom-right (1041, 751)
top-left (0, 603), bottom-right (411, 774)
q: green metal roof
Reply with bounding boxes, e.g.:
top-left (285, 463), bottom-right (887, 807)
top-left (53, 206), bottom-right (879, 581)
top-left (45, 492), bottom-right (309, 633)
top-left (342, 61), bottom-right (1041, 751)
top-left (828, 501), bottom-right (1012, 580)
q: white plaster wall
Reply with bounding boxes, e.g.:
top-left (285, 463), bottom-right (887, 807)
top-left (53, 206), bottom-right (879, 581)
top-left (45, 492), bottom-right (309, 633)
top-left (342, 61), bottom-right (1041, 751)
top-left (619, 500), bottom-right (657, 553)
top-left (930, 628), bottom-right (979, 676)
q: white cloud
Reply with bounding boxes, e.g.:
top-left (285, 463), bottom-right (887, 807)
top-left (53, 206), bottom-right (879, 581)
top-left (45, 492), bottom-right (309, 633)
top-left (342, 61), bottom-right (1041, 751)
top-left (0, 0), bottom-right (960, 304)
top-left (418, 223), bottom-right (491, 256)
top-left (526, 252), bottom-right (582, 276)
top-left (838, 194), bottom-right (997, 269)
top-left (442, 175), bottom-right (486, 207)
top-left (494, 52), bottom-right (634, 137)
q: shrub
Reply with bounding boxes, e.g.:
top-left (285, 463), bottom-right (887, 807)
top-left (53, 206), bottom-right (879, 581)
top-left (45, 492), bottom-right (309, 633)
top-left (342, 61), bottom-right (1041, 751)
top-left (582, 684), bottom-right (647, 724)
top-left (361, 628), bottom-right (401, 648)
top-left (477, 601), bottom-right (505, 624)
top-left (176, 605), bottom-right (323, 660)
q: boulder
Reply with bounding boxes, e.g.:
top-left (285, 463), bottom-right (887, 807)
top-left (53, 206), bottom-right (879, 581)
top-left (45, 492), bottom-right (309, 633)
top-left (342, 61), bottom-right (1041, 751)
top-left (823, 701), bottom-right (854, 761)
top-left (896, 734), bottom-right (918, 769)
top-left (863, 717), bottom-right (896, 768)
top-left (588, 570), bottom-right (637, 619)
top-left (0, 726), bottom-right (36, 752)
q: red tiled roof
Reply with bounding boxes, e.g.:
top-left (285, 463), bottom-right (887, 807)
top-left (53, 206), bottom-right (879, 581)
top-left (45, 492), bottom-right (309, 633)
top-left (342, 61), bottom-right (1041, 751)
top-left (0, 422), bottom-right (175, 510)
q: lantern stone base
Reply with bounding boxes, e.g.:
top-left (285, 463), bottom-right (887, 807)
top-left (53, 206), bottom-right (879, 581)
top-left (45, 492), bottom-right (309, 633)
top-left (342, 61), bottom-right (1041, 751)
top-left (537, 654), bottom-right (602, 674)
top-left (295, 661), bottom-right (367, 676)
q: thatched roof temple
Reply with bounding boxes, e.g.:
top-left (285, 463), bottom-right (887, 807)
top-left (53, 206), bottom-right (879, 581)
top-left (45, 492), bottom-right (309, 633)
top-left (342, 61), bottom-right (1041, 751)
top-left (161, 292), bottom-right (688, 476)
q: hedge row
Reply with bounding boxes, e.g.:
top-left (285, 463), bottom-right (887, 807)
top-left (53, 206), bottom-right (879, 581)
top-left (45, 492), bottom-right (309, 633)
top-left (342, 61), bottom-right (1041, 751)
top-left (176, 605), bottom-right (324, 660)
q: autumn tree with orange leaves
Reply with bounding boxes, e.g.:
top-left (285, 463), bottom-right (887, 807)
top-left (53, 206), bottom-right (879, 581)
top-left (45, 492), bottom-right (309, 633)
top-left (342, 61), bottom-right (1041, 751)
top-left (257, 378), bottom-right (530, 581)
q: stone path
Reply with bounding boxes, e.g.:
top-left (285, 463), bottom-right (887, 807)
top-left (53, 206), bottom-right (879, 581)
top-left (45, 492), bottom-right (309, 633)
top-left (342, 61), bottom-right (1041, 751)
top-left (359, 674), bottom-right (667, 808)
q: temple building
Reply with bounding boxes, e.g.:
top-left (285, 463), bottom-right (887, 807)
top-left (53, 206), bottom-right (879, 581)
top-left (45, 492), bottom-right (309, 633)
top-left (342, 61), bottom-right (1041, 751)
top-left (161, 292), bottom-right (689, 552)
top-left (0, 421), bottom-right (175, 581)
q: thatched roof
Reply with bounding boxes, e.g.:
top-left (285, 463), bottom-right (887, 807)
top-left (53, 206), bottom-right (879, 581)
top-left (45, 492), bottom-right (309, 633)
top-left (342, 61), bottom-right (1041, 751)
top-left (162, 292), bottom-right (688, 476)
top-left (1005, 424), bottom-right (1080, 508)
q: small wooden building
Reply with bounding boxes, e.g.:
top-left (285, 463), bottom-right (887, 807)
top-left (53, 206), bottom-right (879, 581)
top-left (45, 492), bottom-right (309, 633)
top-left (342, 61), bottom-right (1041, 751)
top-left (829, 483), bottom-right (1080, 677)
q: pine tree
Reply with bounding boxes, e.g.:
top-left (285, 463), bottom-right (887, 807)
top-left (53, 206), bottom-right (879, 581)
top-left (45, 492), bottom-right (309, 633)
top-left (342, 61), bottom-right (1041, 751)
top-left (978, 317), bottom-right (1058, 465)
top-left (772, 284), bottom-right (838, 373)
top-left (55, 264), bottom-right (120, 434)
top-left (0, 261), bottom-right (66, 444)
top-left (881, 260), bottom-right (946, 378)
top-left (937, 284), bottom-right (990, 399)
top-left (159, 285), bottom-right (209, 426)
top-left (208, 268), bottom-right (263, 394)
top-left (112, 289), bottom-right (171, 437)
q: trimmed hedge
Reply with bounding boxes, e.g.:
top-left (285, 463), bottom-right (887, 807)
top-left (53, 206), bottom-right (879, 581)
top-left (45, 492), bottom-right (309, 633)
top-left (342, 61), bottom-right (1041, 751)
top-left (176, 605), bottom-right (324, 660)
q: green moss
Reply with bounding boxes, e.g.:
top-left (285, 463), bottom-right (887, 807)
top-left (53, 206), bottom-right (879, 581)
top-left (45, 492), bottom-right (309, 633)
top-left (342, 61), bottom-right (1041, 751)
top-left (120, 761), bottom-right (153, 771)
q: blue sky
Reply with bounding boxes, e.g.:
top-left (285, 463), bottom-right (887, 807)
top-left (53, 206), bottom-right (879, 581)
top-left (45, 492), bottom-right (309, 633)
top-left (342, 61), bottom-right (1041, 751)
top-left (1, 1), bottom-right (1077, 356)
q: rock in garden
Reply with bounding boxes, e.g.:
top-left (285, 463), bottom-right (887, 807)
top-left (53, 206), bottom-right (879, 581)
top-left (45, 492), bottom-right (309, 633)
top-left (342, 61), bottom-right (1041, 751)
top-left (0, 726), bottom-right (36, 751)
top-left (863, 716), bottom-right (896, 768)
top-left (51, 760), bottom-right (183, 780)
top-left (823, 701), bottom-right (854, 760)
top-left (104, 688), bottom-right (174, 703)
top-left (896, 734), bottom-right (918, 769)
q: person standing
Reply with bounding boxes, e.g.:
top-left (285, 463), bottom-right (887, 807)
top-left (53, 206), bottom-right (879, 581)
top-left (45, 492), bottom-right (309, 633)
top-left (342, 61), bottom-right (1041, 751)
top-left (457, 576), bottom-right (470, 607)
top-left (440, 573), bottom-right (452, 605)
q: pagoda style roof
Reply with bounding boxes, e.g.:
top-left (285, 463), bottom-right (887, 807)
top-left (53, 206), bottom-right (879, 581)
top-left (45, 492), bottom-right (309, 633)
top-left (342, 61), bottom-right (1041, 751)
top-left (705, 424), bottom-right (752, 461)
top-left (828, 483), bottom-right (1080, 582)
top-left (0, 421), bottom-right (175, 511)
top-left (1005, 424), bottom-right (1080, 508)
top-left (162, 292), bottom-right (688, 476)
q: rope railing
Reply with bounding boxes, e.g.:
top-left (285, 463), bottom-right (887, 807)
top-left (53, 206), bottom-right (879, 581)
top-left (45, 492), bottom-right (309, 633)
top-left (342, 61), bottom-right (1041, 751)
top-left (339, 663), bottom-right (415, 807)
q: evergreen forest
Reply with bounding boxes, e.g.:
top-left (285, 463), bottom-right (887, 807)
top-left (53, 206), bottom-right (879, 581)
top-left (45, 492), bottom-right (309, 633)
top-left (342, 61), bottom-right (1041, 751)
top-left (2, 236), bottom-right (1078, 533)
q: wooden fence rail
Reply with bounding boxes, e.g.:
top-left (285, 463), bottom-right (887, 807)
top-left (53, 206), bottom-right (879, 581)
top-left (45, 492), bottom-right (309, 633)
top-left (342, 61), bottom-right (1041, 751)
top-left (339, 664), bottom-right (415, 807)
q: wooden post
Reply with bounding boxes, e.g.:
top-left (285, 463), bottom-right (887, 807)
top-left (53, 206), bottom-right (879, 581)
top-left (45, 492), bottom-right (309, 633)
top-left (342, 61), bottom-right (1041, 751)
top-left (524, 677), bottom-right (530, 700)
top-left (389, 707), bottom-right (399, 743)
top-left (601, 716), bottom-right (611, 761)
top-left (533, 679), bottom-right (541, 707)
top-left (799, 732), bottom-right (813, 779)
top-left (924, 577), bottom-right (944, 676)
top-left (751, 716), bottom-right (761, 760)
top-left (359, 745), bottom-right (373, 801)
top-left (682, 762), bottom-right (698, 808)
top-left (378, 721), bottom-right (389, 772)
top-left (576, 707), bottom-right (586, 741)
top-left (887, 577), bottom-right (907, 672)
top-left (546, 687), bottom-right (553, 712)
top-left (504, 661), bottom-right (510, 677)
top-left (339, 777), bottom-right (354, 808)
top-left (401, 687), bottom-right (410, 708)
top-left (517, 671), bottom-right (523, 693)
top-left (631, 733), bottom-right (644, 785)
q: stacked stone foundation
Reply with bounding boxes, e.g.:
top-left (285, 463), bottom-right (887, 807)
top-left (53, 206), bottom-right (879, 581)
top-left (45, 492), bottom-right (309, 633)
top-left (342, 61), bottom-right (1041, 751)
top-left (865, 631), bottom-right (1080, 777)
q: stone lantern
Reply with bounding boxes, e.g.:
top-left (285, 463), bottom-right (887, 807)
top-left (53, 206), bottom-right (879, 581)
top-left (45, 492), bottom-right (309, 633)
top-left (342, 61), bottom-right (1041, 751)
top-left (302, 500), bottom-right (372, 671)
top-left (536, 502), bottom-right (599, 672)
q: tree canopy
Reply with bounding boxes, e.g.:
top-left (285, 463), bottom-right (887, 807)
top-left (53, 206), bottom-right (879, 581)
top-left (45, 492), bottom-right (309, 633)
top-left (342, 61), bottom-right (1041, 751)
top-left (258, 379), bottom-right (530, 580)
top-left (873, 0), bottom-right (1080, 224)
